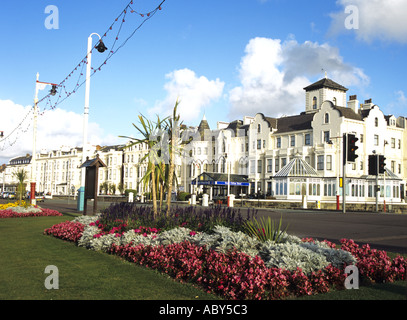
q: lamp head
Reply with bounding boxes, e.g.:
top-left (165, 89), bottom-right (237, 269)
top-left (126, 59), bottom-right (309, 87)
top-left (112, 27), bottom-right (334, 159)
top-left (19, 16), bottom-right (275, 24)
top-left (95, 40), bottom-right (107, 53)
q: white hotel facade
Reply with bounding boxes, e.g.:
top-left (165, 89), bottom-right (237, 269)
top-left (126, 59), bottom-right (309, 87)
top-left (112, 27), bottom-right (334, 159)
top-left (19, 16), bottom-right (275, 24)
top-left (2, 77), bottom-right (407, 204)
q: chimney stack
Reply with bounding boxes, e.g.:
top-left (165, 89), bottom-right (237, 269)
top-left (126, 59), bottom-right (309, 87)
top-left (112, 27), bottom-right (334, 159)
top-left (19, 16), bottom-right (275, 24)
top-left (347, 94), bottom-right (359, 113)
top-left (361, 98), bottom-right (374, 110)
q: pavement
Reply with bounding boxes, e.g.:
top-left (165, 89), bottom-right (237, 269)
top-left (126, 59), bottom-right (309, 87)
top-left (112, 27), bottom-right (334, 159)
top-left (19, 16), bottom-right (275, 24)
top-left (3, 198), bottom-right (407, 254)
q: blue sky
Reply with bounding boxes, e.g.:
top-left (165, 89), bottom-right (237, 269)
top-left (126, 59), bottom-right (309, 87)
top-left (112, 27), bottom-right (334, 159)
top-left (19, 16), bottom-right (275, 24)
top-left (1, 0), bottom-right (406, 164)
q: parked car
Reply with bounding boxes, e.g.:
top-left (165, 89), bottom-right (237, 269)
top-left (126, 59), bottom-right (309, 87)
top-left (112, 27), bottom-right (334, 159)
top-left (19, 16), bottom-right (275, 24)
top-left (8, 192), bottom-right (16, 199)
top-left (35, 192), bottom-right (45, 202)
top-left (25, 192), bottom-right (45, 202)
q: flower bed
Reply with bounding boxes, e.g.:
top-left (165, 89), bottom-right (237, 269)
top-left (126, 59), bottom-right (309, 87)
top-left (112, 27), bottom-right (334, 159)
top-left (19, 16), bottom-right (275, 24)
top-left (44, 221), bottom-right (85, 242)
top-left (43, 214), bottom-right (407, 300)
top-left (0, 200), bottom-right (31, 211)
top-left (0, 202), bottom-right (63, 218)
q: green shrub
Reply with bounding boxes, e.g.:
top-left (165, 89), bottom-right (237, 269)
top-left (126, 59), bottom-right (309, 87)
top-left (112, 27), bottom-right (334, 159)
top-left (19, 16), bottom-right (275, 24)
top-left (243, 216), bottom-right (288, 243)
top-left (177, 192), bottom-right (191, 201)
top-left (124, 189), bottom-right (138, 197)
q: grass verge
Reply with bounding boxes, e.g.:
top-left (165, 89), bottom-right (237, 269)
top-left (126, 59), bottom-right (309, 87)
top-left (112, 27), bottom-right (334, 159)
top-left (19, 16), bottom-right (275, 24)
top-left (0, 214), bottom-right (218, 300)
top-left (1, 213), bottom-right (406, 300)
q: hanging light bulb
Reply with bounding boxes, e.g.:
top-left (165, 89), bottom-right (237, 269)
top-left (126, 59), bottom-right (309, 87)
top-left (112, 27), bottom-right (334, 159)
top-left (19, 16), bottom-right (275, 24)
top-left (50, 85), bottom-right (57, 96)
top-left (95, 40), bottom-right (108, 53)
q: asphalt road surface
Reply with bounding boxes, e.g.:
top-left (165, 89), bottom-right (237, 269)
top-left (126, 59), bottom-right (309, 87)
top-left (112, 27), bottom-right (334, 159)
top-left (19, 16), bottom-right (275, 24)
top-left (38, 198), bottom-right (407, 254)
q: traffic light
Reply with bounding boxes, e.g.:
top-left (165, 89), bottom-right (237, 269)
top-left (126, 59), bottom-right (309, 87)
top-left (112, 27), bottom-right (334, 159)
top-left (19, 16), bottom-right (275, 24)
top-left (50, 85), bottom-right (57, 96)
top-left (347, 134), bottom-right (359, 162)
top-left (378, 155), bottom-right (386, 174)
top-left (368, 154), bottom-right (377, 175)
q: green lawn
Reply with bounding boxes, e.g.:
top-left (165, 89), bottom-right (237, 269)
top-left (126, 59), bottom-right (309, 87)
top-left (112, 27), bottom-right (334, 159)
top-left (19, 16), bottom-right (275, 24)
top-left (1, 213), bottom-right (406, 300)
top-left (0, 214), bottom-right (218, 300)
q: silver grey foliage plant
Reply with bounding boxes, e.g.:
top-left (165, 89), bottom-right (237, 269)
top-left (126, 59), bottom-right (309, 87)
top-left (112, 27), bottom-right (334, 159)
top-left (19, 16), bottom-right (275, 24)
top-left (73, 215), bottom-right (356, 274)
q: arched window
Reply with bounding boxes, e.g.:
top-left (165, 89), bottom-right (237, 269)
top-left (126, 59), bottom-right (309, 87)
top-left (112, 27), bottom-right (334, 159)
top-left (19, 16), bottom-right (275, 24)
top-left (324, 113), bottom-right (329, 124)
top-left (332, 97), bottom-right (337, 105)
top-left (257, 124), bottom-right (261, 133)
top-left (312, 97), bottom-right (317, 109)
top-left (375, 117), bottom-right (378, 127)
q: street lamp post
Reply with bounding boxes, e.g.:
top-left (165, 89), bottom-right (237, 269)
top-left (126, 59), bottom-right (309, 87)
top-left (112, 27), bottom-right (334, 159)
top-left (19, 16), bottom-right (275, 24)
top-left (383, 140), bottom-right (388, 212)
top-left (31, 73), bottom-right (40, 206)
top-left (77, 33), bottom-right (107, 212)
top-left (328, 135), bottom-right (343, 211)
top-left (225, 153), bottom-right (230, 196)
top-left (31, 73), bottom-right (57, 205)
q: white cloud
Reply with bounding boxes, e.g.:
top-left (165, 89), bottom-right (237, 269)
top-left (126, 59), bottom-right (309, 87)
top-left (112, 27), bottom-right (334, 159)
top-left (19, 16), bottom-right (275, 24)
top-left (396, 90), bottom-right (407, 105)
top-left (282, 39), bottom-right (370, 87)
top-left (329, 0), bottom-right (407, 44)
top-left (0, 99), bottom-right (120, 164)
top-left (228, 37), bottom-right (369, 119)
top-left (148, 68), bottom-right (225, 122)
top-left (386, 90), bottom-right (407, 115)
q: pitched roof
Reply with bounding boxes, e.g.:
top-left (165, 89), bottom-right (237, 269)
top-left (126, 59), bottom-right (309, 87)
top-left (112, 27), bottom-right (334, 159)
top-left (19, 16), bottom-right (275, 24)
top-left (226, 120), bottom-right (243, 135)
top-left (197, 115), bottom-right (211, 140)
top-left (275, 113), bottom-right (314, 133)
top-left (99, 144), bottom-right (126, 152)
top-left (362, 168), bottom-right (402, 181)
top-left (198, 116), bottom-right (210, 132)
top-left (334, 106), bottom-right (363, 121)
top-left (9, 155), bottom-right (32, 165)
top-left (304, 78), bottom-right (348, 92)
top-left (257, 113), bottom-right (278, 129)
top-left (79, 155), bottom-right (107, 168)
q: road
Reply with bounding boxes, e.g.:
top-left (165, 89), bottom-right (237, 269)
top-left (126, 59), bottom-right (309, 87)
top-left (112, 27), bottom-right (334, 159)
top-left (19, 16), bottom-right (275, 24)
top-left (38, 198), bottom-right (407, 254)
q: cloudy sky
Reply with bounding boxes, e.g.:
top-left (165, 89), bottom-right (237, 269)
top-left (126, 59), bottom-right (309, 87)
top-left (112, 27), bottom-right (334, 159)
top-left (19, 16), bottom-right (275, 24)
top-left (1, 0), bottom-right (406, 164)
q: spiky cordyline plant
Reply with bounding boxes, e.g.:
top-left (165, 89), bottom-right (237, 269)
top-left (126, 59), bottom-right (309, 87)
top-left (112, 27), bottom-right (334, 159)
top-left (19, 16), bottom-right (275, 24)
top-left (243, 215), bottom-right (289, 243)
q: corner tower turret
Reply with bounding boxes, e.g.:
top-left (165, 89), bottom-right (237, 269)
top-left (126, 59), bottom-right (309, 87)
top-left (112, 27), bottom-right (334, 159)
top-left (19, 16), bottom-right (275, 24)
top-left (303, 77), bottom-right (348, 113)
top-left (197, 114), bottom-right (210, 140)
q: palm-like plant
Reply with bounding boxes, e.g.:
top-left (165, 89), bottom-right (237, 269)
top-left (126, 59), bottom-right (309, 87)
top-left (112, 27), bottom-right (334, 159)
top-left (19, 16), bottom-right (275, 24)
top-left (120, 113), bottom-right (168, 218)
top-left (100, 181), bottom-right (109, 195)
top-left (12, 168), bottom-right (28, 205)
top-left (243, 215), bottom-right (289, 243)
top-left (121, 100), bottom-right (186, 218)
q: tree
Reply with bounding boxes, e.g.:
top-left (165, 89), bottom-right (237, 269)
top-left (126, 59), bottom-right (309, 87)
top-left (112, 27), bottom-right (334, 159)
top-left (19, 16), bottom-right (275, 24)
top-left (120, 113), bottom-right (168, 218)
top-left (120, 100), bottom-right (186, 218)
top-left (12, 168), bottom-right (28, 205)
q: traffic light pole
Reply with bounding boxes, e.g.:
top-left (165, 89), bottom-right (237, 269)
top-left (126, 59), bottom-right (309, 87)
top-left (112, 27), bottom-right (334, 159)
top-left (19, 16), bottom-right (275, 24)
top-left (342, 133), bottom-right (347, 214)
top-left (376, 154), bottom-right (379, 212)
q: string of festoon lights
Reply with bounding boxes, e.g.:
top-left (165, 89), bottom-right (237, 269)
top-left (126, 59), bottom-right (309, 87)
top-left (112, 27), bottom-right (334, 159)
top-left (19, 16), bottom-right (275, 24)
top-left (0, 107), bottom-right (34, 151)
top-left (0, 0), bottom-right (166, 152)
